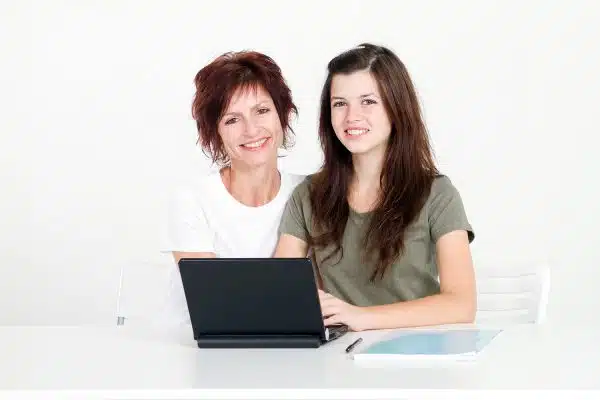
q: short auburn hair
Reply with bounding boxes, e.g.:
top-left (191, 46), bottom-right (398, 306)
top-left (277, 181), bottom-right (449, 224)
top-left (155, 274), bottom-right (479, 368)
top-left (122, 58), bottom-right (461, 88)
top-left (191, 51), bottom-right (298, 165)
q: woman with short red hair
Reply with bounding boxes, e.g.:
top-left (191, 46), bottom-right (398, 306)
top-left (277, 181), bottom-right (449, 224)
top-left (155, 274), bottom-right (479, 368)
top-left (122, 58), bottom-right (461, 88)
top-left (162, 51), bottom-right (305, 325)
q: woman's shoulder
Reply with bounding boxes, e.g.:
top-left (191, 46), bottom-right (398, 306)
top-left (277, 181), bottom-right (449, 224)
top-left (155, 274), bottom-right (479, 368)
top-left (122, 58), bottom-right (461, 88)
top-left (280, 170), bottom-right (308, 191)
top-left (169, 170), bottom-right (224, 207)
top-left (285, 172), bottom-right (317, 199)
top-left (177, 169), bottom-right (222, 191)
top-left (426, 173), bottom-right (474, 242)
top-left (429, 174), bottom-right (461, 199)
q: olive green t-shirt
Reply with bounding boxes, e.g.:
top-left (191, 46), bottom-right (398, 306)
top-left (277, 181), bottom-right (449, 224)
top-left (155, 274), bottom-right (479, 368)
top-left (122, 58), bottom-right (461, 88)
top-left (278, 175), bottom-right (475, 306)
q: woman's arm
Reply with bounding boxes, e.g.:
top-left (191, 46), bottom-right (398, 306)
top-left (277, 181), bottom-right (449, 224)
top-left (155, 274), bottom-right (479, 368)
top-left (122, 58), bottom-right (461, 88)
top-left (321, 229), bottom-right (476, 331)
top-left (362, 229), bottom-right (476, 328)
top-left (273, 234), bottom-right (309, 258)
top-left (165, 184), bottom-right (217, 264)
top-left (274, 179), bottom-right (311, 258)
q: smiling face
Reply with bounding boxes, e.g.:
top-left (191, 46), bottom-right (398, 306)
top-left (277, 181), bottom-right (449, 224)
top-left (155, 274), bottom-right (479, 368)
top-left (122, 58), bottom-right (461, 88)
top-left (329, 69), bottom-right (392, 156)
top-left (218, 84), bottom-right (283, 169)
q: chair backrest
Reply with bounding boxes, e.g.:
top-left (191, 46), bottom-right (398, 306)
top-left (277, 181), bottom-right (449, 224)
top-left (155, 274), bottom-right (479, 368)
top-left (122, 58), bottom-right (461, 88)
top-left (115, 252), bottom-right (188, 328)
top-left (475, 263), bottom-right (551, 326)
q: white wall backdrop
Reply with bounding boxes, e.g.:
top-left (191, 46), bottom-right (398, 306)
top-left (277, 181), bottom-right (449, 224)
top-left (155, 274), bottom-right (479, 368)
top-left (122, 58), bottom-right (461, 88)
top-left (2, 0), bottom-right (599, 325)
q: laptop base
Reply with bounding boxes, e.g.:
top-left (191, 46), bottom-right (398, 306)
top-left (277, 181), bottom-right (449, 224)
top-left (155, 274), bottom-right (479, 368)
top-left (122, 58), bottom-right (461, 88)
top-left (196, 334), bottom-right (322, 348)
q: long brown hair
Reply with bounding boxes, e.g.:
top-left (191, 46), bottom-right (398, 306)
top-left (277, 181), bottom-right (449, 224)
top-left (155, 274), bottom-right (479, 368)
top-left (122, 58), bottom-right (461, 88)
top-left (309, 43), bottom-right (439, 282)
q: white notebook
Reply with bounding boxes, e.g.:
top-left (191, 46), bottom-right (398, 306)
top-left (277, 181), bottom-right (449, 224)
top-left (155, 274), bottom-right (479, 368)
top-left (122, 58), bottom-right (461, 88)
top-left (352, 329), bottom-right (503, 362)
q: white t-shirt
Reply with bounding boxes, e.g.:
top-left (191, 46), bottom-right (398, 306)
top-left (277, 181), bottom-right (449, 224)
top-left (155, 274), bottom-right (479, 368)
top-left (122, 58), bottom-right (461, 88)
top-left (160, 169), bottom-right (305, 325)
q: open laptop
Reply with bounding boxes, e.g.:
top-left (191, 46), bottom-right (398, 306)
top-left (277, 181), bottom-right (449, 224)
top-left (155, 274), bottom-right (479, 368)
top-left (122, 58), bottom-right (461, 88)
top-left (177, 257), bottom-right (348, 348)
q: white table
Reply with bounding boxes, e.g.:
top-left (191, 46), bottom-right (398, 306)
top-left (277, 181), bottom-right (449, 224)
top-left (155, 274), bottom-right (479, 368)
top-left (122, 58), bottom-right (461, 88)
top-left (1, 322), bottom-right (599, 399)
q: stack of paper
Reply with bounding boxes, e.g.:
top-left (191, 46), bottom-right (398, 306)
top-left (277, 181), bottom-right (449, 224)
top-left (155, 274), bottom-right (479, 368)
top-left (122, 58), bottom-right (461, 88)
top-left (352, 329), bottom-right (503, 362)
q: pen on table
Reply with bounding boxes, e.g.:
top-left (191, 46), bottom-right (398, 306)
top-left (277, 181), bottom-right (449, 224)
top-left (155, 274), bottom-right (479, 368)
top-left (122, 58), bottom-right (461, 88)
top-left (345, 337), bottom-right (363, 353)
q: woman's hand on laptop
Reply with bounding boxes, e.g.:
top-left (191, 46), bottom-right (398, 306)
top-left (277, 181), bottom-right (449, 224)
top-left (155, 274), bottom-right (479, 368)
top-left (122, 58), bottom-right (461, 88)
top-left (318, 289), bottom-right (370, 332)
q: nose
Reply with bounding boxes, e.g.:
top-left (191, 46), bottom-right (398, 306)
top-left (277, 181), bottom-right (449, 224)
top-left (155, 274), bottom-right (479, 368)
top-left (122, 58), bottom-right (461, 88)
top-left (345, 103), bottom-right (362, 123)
top-left (244, 116), bottom-right (262, 138)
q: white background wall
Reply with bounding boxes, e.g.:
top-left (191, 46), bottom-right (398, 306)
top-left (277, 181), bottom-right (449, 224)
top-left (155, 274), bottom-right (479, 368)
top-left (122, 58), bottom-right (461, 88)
top-left (2, 0), bottom-right (599, 326)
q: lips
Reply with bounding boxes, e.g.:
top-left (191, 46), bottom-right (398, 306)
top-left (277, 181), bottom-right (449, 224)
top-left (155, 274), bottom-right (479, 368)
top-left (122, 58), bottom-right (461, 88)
top-left (345, 128), bottom-right (370, 137)
top-left (240, 137), bottom-right (270, 150)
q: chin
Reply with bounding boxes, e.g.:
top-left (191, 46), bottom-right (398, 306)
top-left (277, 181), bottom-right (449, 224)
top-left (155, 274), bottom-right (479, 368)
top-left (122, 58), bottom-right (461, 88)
top-left (343, 142), bottom-right (378, 155)
top-left (242, 152), bottom-right (278, 169)
top-left (343, 136), bottom-right (389, 156)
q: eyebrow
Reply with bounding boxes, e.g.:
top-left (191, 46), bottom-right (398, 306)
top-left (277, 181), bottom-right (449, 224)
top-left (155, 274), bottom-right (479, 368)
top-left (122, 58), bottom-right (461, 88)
top-left (222, 100), bottom-right (271, 117)
top-left (331, 93), bottom-right (378, 100)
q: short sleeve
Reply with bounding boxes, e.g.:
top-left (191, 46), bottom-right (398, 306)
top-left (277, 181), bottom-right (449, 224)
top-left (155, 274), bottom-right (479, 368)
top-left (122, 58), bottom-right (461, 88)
top-left (428, 176), bottom-right (475, 243)
top-left (278, 180), bottom-right (310, 242)
top-left (161, 185), bottom-right (215, 253)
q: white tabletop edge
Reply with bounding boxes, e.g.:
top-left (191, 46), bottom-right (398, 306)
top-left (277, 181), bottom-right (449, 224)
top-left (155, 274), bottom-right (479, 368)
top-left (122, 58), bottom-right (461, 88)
top-left (2, 389), bottom-right (600, 400)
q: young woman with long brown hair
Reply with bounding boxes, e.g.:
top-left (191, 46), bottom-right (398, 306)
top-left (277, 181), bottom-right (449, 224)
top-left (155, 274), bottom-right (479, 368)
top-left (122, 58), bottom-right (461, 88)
top-left (275, 43), bottom-right (476, 331)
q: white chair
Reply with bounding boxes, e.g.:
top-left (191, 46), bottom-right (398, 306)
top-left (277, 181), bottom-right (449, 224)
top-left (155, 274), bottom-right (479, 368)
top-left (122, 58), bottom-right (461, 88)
top-left (474, 263), bottom-right (551, 325)
top-left (115, 253), bottom-right (188, 328)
